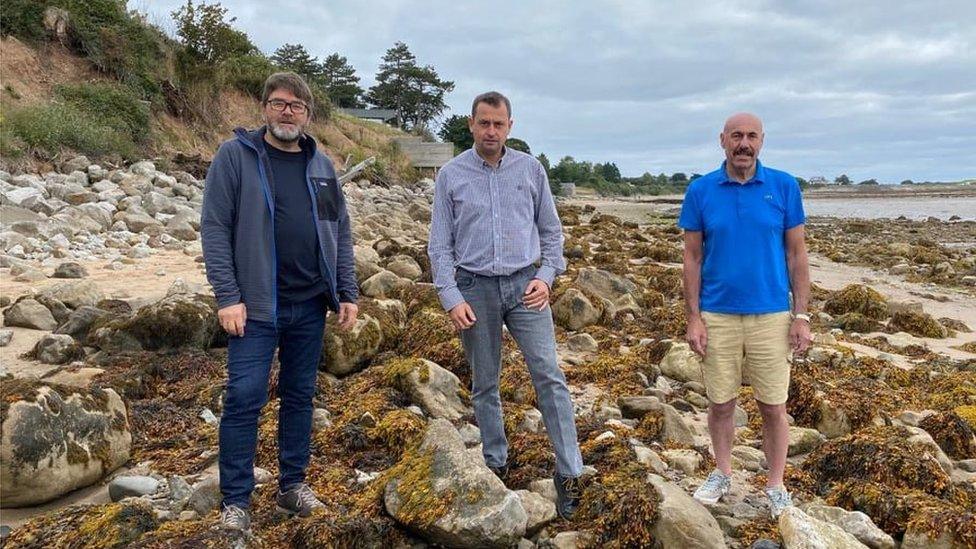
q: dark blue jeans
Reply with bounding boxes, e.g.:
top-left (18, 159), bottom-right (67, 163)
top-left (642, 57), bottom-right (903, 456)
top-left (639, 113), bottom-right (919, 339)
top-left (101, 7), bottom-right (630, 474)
top-left (219, 294), bottom-right (326, 508)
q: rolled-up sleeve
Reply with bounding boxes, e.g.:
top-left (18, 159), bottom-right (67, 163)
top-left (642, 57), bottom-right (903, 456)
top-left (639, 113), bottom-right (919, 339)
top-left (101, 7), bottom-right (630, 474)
top-left (533, 162), bottom-right (565, 287)
top-left (427, 173), bottom-right (464, 311)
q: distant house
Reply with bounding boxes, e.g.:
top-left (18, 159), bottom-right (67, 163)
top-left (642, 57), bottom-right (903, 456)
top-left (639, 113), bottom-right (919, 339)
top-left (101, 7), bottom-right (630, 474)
top-left (338, 108), bottom-right (398, 125)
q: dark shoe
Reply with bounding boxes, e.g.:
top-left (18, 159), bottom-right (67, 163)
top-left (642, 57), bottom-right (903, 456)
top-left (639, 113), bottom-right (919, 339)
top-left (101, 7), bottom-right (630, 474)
top-left (488, 463), bottom-right (509, 482)
top-left (276, 483), bottom-right (326, 517)
top-left (554, 473), bottom-right (583, 520)
top-left (220, 504), bottom-right (251, 532)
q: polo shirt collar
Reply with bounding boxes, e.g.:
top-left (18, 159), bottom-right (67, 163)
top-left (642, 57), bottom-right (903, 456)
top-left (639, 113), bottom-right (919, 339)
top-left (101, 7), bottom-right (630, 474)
top-left (719, 159), bottom-right (766, 185)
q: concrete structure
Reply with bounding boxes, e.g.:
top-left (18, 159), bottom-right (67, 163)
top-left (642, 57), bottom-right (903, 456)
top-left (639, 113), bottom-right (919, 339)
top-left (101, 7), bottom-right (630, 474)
top-left (393, 137), bottom-right (455, 170)
top-left (338, 108), bottom-right (397, 125)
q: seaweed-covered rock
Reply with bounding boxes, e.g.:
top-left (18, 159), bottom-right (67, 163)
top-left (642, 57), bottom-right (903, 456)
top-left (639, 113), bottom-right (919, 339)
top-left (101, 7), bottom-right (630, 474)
top-left (89, 293), bottom-right (219, 352)
top-left (384, 418), bottom-right (528, 547)
top-left (833, 312), bottom-right (883, 333)
top-left (33, 333), bottom-right (86, 364)
top-left (824, 285), bottom-right (888, 320)
top-left (889, 310), bottom-right (948, 339)
top-left (54, 305), bottom-right (111, 345)
top-left (385, 358), bottom-right (468, 421)
top-left (3, 501), bottom-right (158, 548)
top-left (918, 412), bottom-right (976, 460)
top-left (1, 381), bottom-right (131, 507)
top-left (323, 314), bottom-right (383, 376)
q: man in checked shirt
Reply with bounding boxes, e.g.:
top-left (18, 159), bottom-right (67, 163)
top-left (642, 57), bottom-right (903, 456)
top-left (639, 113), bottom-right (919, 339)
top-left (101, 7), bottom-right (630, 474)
top-left (427, 91), bottom-right (584, 519)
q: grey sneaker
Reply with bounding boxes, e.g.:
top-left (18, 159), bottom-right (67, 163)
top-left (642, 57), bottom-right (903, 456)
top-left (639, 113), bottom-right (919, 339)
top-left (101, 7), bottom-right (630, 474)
top-left (220, 504), bottom-right (251, 532)
top-left (693, 470), bottom-right (731, 504)
top-left (276, 483), bottom-right (326, 517)
top-left (765, 487), bottom-right (793, 517)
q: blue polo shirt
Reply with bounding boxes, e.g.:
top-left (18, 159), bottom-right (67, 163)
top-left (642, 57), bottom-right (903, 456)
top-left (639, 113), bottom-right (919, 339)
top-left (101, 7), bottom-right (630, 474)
top-left (678, 160), bottom-right (805, 314)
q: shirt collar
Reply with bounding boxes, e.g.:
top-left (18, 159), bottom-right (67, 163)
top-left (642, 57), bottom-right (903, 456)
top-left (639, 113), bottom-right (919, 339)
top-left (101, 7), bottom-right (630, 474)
top-left (719, 159), bottom-right (766, 186)
top-left (472, 146), bottom-right (508, 169)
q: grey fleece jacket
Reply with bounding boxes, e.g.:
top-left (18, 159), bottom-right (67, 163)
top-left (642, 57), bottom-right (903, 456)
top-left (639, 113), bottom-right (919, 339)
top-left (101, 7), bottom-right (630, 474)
top-left (200, 127), bottom-right (357, 323)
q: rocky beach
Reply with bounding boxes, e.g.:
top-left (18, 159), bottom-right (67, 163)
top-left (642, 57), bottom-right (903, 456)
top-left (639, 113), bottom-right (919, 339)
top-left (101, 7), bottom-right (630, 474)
top-left (1, 158), bottom-right (975, 548)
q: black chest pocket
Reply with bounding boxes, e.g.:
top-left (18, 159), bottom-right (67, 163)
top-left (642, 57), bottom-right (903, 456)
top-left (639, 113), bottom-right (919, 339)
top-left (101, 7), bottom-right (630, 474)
top-left (311, 177), bottom-right (340, 221)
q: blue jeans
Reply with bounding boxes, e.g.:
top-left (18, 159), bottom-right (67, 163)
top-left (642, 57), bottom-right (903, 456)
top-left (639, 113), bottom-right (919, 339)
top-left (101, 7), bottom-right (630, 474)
top-left (457, 266), bottom-right (584, 477)
top-left (219, 294), bottom-right (326, 508)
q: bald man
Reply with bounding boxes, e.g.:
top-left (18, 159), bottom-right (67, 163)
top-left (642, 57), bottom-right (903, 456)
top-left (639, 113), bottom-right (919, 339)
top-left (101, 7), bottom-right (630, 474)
top-left (678, 113), bottom-right (812, 518)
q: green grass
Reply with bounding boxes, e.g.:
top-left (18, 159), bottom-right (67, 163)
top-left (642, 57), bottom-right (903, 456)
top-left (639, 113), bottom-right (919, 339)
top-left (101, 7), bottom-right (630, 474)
top-left (55, 82), bottom-right (150, 143)
top-left (2, 102), bottom-right (137, 159)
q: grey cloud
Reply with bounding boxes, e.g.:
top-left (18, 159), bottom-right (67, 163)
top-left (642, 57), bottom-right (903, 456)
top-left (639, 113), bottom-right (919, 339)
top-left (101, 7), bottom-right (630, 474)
top-left (140, 0), bottom-right (976, 182)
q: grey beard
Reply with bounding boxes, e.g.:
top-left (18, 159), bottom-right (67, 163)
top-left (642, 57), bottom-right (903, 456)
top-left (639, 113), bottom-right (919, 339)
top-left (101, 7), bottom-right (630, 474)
top-left (269, 123), bottom-right (302, 142)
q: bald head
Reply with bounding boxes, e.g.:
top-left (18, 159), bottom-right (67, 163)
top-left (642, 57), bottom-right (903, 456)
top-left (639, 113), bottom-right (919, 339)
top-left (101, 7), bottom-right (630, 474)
top-left (720, 112), bottom-right (764, 179)
top-left (723, 112), bottom-right (763, 134)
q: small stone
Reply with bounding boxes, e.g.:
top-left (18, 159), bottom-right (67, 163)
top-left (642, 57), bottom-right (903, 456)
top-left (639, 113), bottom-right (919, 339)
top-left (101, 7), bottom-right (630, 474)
top-left (178, 510), bottom-right (199, 521)
top-left (109, 475), bottom-right (160, 502)
top-left (253, 467), bottom-right (273, 485)
top-left (312, 408), bottom-right (332, 432)
top-left (199, 408), bottom-right (218, 425)
top-left (359, 411), bottom-right (377, 428)
top-left (565, 332), bottom-right (599, 353)
top-left (0, 329), bottom-right (12, 347)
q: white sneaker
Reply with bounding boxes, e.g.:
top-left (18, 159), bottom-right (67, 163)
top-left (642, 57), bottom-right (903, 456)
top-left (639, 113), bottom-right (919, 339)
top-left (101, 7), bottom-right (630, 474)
top-left (765, 486), bottom-right (793, 518)
top-left (693, 469), bottom-right (731, 504)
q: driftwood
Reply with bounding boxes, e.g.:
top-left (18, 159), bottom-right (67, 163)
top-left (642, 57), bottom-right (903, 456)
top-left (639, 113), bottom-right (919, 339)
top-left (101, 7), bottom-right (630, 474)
top-left (339, 156), bottom-right (382, 186)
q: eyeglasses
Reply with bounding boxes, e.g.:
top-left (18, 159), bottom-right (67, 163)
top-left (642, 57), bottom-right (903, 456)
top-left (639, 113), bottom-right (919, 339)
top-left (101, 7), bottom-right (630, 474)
top-left (266, 99), bottom-right (309, 115)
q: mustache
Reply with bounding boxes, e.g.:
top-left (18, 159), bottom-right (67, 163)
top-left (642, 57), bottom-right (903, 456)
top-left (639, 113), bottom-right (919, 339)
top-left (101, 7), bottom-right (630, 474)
top-left (734, 148), bottom-right (754, 156)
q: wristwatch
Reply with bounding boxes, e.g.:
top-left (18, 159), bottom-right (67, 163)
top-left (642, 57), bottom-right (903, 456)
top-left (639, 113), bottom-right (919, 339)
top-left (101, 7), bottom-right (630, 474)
top-left (793, 313), bottom-right (811, 322)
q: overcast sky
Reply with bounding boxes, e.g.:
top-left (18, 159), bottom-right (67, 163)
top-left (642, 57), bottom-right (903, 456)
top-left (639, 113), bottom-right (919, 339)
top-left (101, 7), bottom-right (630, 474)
top-left (140, 0), bottom-right (975, 183)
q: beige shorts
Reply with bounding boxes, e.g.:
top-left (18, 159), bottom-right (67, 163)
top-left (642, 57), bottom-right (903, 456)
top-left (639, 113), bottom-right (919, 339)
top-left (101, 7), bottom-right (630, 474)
top-left (701, 311), bottom-right (792, 405)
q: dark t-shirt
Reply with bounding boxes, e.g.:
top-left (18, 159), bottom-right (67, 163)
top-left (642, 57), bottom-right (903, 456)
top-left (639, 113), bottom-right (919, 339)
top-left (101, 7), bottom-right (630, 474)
top-left (266, 142), bottom-right (324, 304)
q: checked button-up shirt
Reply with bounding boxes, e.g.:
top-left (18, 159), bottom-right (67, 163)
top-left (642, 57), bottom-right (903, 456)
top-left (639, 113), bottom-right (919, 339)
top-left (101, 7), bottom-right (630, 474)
top-left (427, 147), bottom-right (566, 311)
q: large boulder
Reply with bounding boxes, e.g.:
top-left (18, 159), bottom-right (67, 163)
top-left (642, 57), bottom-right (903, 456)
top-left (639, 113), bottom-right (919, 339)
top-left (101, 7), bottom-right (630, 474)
top-left (387, 358), bottom-right (468, 421)
top-left (552, 288), bottom-right (600, 331)
top-left (3, 298), bottom-right (58, 330)
top-left (779, 507), bottom-right (868, 548)
top-left (322, 314), bottom-right (384, 376)
top-left (659, 342), bottom-right (703, 384)
top-left (361, 269), bottom-right (410, 298)
top-left (575, 267), bottom-right (638, 303)
top-left (803, 504), bottom-right (894, 549)
top-left (647, 474), bottom-right (725, 549)
top-left (1, 381), bottom-right (131, 507)
top-left (89, 293), bottom-right (219, 353)
top-left (384, 419), bottom-right (527, 547)
top-left (37, 280), bottom-right (105, 310)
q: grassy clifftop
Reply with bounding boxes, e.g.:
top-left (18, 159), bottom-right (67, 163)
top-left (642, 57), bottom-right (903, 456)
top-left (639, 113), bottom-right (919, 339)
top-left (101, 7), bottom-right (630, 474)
top-left (0, 2), bottom-right (415, 182)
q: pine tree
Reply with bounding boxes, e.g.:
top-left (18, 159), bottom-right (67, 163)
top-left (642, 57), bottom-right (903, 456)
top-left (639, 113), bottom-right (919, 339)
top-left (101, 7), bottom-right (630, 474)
top-left (320, 53), bottom-right (364, 108)
top-left (366, 42), bottom-right (454, 130)
top-left (270, 43), bottom-right (321, 84)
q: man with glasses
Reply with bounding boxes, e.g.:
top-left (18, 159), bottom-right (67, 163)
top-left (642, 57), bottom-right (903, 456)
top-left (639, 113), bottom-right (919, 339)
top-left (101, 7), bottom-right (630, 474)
top-left (201, 72), bottom-right (359, 532)
top-left (427, 91), bottom-right (585, 520)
